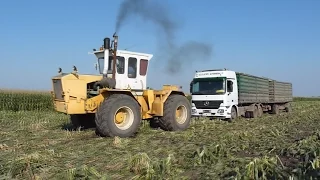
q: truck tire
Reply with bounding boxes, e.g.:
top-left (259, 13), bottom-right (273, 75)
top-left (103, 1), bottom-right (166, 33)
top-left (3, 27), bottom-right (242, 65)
top-left (95, 94), bottom-right (141, 138)
top-left (227, 106), bottom-right (237, 122)
top-left (272, 104), bottom-right (280, 114)
top-left (158, 94), bottom-right (191, 131)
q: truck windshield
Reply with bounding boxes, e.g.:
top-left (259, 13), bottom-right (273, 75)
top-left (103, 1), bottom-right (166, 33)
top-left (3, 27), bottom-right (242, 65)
top-left (191, 78), bottom-right (226, 95)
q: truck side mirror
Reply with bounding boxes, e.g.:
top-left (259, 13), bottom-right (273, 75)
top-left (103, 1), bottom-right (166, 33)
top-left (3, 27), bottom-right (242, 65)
top-left (189, 80), bottom-right (193, 94)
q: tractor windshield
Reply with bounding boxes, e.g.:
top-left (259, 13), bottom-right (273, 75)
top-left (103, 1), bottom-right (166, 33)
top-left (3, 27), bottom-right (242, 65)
top-left (97, 56), bottom-right (125, 74)
top-left (98, 57), bottom-right (104, 74)
top-left (191, 77), bottom-right (226, 95)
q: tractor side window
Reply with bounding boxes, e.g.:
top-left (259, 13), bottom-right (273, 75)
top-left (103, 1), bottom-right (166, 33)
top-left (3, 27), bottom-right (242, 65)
top-left (117, 56), bottom-right (125, 74)
top-left (128, 57), bottom-right (137, 78)
top-left (98, 57), bottom-right (104, 74)
top-left (227, 80), bottom-right (233, 92)
top-left (108, 56), bottom-right (125, 74)
top-left (140, 59), bottom-right (148, 76)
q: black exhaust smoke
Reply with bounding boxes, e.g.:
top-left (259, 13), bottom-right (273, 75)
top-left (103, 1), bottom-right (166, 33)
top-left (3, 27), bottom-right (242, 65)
top-left (115, 0), bottom-right (213, 75)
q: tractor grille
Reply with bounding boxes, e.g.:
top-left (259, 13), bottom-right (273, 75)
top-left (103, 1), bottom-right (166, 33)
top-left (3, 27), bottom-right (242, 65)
top-left (192, 100), bottom-right (223, 109)
top-left (52, 79), bottom-right (63, 100)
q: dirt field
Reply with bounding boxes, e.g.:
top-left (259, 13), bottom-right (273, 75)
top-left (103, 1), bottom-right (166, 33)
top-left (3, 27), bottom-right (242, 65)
top-left (1, 100), bottom-right (320, 179)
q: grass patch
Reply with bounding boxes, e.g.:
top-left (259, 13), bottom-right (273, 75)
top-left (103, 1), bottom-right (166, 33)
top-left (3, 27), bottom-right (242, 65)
top-left (0, 101), bottom-right (320, 179)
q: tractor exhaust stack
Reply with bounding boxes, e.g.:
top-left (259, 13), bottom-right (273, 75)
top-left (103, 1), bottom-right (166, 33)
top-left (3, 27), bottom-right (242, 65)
top-left (112, 33), bottom-right (118, 80)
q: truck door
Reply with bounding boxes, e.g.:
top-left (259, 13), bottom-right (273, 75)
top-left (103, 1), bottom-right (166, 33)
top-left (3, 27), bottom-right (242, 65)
top-left (226, 79), bottom-right (238, 105)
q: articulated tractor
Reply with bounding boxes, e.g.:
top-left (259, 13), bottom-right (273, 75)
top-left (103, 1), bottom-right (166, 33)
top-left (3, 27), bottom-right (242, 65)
top-left (51, 33), bottom-right (191, 137)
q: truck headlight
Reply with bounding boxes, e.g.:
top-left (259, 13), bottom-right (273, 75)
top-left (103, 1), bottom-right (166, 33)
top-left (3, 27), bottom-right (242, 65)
top-left (217, 109), bottom-right (224, 113)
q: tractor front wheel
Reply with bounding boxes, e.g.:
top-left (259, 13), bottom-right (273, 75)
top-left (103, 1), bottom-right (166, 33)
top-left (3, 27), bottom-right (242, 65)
top-left (158, 94), bottom-right (191, 131)
top-left (95, 94), bottom-right (141, 138)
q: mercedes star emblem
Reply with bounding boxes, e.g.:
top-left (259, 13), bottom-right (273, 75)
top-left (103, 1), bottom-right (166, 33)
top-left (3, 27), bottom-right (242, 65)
top-left (204, 101), bottom-right (209, 106)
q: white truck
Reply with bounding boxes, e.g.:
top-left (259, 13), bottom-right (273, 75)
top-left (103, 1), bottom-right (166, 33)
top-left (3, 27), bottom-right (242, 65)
top-left (189, 69), bottom-right (293, 120)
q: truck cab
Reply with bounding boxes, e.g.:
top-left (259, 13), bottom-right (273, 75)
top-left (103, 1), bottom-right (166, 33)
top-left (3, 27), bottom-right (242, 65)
top-left (190, 69), bottom-right (238, 119)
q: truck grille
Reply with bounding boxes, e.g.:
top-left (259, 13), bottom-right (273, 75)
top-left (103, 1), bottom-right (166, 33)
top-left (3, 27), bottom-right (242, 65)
top-left (192, 100), bottom-right (223, 109)
top-left (52, 79), bottom-right (64, 100)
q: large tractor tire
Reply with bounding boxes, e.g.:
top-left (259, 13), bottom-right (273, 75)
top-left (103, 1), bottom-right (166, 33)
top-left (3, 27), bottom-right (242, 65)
top-left (158, 94), bottom-right (191, 131)
top-left (95, 94), bottom-right (141, 138)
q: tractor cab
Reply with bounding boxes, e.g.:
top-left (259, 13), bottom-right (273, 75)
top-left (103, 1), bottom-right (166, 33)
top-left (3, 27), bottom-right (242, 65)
top-left (91, 36), bottom-right (153, 91)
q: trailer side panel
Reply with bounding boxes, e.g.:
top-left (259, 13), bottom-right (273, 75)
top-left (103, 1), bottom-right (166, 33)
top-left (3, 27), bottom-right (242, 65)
top-left (236, 72), bottom-right (270, 104)
top-left (269, 80), bottom-right (293, 103)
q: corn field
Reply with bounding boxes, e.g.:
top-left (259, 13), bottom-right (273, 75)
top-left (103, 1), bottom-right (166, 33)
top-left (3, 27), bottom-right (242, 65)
top-left (0, 90), bottom-right (53, 111)
top-left (0, 89), bottom-right (316, 112)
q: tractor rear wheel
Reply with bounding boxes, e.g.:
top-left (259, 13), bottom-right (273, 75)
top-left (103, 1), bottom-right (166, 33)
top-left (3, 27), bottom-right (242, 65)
top-left (95, 94), bottom-right (141, 138)
top-left (158, 94), bottom-right (191, 131)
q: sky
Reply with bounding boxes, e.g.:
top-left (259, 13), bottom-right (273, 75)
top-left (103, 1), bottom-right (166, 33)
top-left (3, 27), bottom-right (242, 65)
top-left (0, 0), bottom-right (319, 96)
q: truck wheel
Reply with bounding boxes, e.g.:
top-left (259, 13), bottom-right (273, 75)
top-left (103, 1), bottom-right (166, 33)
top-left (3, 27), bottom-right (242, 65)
top-left (95, 94), bottom-right (141, 138)
top-left (227, 106), bottom-right (237, 122)
top-left (158, 94), bottom-right (191, 131)
top-left (272, 104), bottom-right (280, 114)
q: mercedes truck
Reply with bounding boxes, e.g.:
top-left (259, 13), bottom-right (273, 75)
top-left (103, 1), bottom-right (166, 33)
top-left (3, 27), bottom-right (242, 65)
top-left (190, 69), bottom-right (293, 120)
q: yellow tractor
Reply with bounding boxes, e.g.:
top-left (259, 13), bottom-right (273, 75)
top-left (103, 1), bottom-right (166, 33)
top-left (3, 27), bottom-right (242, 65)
top-left (51, 33), bottom-right (191, 137)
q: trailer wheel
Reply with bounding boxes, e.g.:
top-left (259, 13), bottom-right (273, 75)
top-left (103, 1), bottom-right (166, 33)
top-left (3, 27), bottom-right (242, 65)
top-left (252, 106), bottom-right (258, 118)
top-left (257, 105), bottom-right (263, 117)
top-left (272, 104), bottom-right (280, 114)
top-left (285, 103), bottom-right (292, 113)
top-left (158, 94), bottom-right (191, 131)
top-left (95, 94), bottom-right (141, 138)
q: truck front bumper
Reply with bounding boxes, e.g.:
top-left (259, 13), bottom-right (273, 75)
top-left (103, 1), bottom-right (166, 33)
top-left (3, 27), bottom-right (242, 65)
top-left (191, 107), bottom-right (231, 119)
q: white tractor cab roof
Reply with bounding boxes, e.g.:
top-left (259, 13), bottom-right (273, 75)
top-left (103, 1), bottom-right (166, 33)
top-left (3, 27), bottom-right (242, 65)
top-left (91, 48), bottom-right (153, 90)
